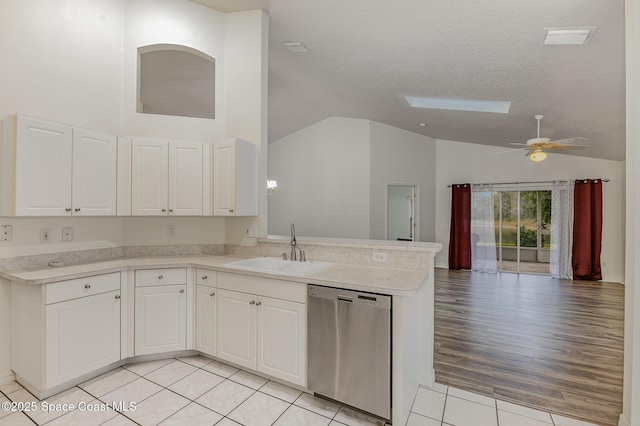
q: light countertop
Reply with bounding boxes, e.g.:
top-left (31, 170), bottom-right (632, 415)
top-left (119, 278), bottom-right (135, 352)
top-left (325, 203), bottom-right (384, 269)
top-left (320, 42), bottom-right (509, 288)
top-left (0, 255), bottom-right (430, 296)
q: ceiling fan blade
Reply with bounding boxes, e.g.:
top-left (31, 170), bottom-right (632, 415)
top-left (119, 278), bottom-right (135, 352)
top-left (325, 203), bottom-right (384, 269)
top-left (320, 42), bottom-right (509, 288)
top-left (543, 143), bottom-right (588, 150)
top-left (508, 143), bottom-right (528, 146)
top-left (491, 147), bottom-right (527, 155)
top-left (549, 137), bottom-right (588, 145)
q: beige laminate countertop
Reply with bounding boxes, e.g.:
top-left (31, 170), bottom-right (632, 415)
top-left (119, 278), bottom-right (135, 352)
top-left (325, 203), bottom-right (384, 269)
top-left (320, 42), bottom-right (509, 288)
top-left (0, 255), bottom-right (430, 296)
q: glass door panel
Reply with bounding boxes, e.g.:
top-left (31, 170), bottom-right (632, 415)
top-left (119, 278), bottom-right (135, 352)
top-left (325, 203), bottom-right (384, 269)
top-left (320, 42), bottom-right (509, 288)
top-left (498, 191), bottom-right (519, 272)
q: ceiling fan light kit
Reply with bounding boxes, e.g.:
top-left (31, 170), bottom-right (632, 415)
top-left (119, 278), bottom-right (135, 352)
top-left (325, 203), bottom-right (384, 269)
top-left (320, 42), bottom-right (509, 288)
top-left (529, 149), bottom-right (547, 162)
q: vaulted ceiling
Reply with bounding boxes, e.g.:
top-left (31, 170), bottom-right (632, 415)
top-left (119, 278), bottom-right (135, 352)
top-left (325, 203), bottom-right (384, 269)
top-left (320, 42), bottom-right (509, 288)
top-left (192, 0), bottom-right (625, 161)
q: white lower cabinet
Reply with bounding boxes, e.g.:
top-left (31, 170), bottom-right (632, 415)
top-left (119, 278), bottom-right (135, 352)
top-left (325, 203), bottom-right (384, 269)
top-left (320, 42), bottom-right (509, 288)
top-left (11, 272), bottom-right (122, 396)
top-left (46, 290), bottom-right (121, 388)
top-left (196, 284), bottom-right (217, 356)
top-left (215, 272), bottom-right (307, 387)
top-left (135, 284), bottom-right (187, 356)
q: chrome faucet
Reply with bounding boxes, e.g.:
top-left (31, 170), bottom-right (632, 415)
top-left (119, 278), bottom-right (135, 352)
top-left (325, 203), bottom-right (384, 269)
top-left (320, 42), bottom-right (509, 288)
top-left (290, 223), bottom-right (297, 261)
top-left (290, 223), bottom-right (305, 261)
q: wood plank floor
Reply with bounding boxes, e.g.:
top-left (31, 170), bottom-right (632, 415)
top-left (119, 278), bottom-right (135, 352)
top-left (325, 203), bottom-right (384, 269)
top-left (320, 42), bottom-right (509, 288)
top-left (434, 268), bottom-right (624, 426)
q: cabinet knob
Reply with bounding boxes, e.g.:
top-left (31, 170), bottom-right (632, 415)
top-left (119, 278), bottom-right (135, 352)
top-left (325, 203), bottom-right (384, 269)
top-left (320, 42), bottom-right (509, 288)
top-left (75, 208), bottom-right (81, 212)
top-left (201, 275), bottom-right (207, 280)
top-left (180, 289), bottom-right (185, 294)
top-left (158, 275), bottom-right (163, 279)
top-left (115, 295), bottom-right (121, 300)
top-left (229, 209), bottom-right (234, 213)
top-left (210, 292), bottom-right (215, 296)
top-left (84, 284), bottom-right (91, 289)
top-left (249, 300), bottom-right (255, 305)
top-left (161, 209), bottom-right (166, 212)
top-left (65, 208), bottom-right (72, 212)
top-left (256, 301), bottom-right (262, 306)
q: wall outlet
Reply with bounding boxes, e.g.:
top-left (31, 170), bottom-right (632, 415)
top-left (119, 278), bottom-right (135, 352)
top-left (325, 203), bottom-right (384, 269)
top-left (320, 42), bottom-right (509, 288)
top-left (40, 227), bottom-right (51, 243)
top-left (167, 225), bottom-right (176, 238)
top-left (0, 225), bottom-right (12, 241)
top-left (62, 227), bottom-right (73, 241)
top-left (246, 226), bottom-right (257, 238)
top-left (372, 252), bottom-right (388, 263)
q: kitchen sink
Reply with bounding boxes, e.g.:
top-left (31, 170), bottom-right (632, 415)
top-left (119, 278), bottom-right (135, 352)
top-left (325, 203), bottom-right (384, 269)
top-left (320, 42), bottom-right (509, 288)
top-left (224, 257), bottom-right (333, 277)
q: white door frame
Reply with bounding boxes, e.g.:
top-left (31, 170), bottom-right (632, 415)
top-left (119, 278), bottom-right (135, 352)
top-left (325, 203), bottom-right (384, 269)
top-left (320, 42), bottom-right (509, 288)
top-left (385, 183), bottom-right (420, 242)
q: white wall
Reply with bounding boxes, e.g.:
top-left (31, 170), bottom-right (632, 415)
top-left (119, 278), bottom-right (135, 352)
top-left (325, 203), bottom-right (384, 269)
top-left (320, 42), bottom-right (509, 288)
top-left (369, 121), bottom-right (436, 242)
top-left (268, 117), bottom-right (371, 238)
top-left (434, 139), bottom-right (625, 283)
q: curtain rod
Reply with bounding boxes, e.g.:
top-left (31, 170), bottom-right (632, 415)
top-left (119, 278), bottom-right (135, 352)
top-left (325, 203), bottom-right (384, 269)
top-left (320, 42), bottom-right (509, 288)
top-left (447, 179), bottom-right (610, 187)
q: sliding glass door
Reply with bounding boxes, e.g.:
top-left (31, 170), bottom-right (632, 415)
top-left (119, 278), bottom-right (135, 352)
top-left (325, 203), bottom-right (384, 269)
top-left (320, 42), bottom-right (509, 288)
top-left (493, 189), bottom-right (551, 274)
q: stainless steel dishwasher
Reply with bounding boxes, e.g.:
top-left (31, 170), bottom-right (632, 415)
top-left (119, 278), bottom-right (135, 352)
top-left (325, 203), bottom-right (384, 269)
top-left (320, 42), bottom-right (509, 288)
top-left (308, 285), bottom-right (391, 420)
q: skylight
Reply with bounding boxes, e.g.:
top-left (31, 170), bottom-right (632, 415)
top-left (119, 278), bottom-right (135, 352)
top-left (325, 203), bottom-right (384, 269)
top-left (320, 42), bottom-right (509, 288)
top-left (404, 96), bottom-right (511, 114)
top-left (543, 27), bottom-right (597, 45)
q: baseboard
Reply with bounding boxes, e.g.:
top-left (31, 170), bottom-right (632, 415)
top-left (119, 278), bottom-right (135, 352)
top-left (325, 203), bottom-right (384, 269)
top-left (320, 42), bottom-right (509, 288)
top-left (0, 371), bottom-right (15, 386)
top-left (618, 412), bottom-right (630, 426)
top-left (435, 262), bottom-right (448, 269)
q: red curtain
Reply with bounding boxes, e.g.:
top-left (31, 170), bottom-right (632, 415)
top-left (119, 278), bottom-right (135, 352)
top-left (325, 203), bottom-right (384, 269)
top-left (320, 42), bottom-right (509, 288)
top-left (449, 184), bottom-right (472, 270)
top-left (572, 179), bottom-right (603, 280)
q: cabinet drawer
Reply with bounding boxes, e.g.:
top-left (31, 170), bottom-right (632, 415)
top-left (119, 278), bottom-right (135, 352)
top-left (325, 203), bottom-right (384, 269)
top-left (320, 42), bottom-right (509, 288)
top-left (217, 272), bottom-right (306, 303)
top-left (135, 268), bottom-right (187, 287)
top-left (46, 272), bottom-right (121, 305)
top-left (196, 269), bottom-right (216, 287)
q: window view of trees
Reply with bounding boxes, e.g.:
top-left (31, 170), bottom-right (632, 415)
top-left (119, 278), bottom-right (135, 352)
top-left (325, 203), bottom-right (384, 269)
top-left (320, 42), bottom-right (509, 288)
top-left (493, 191), bottom-right (552, 248)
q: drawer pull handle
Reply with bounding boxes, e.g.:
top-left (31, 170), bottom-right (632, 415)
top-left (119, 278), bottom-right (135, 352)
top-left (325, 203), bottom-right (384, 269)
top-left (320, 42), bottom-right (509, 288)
top-left (65, 208), bottom-right (71, 212)
top-left (229, 209), bottom-right (234, 213)
top-left (161, 209), bottom-right (166, 212)
top-left (84, 284), bottom-right (91, 289)
top-left (115, 295), bottom-right (121, 300)
top-left (75, 208), bottom-right (81, 212)
top-left (158, 275), bottom-right (164, 279)
top-left (210, 292), bottom-right (215, 296)
top-left (202, 275), bottom-right (207, 280)
top-left (256, 301), bottom-right (262, 306)
top-left (179, 289), bottom-right (185, 294)
top-left (249, 300), bottom-right (255, 305)
top-left (169, 209), bottom-right (174, 212)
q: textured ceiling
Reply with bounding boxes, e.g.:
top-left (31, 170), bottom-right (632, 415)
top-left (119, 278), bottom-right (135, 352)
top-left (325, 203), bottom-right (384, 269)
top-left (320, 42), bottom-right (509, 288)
top-left (191, 0), bottom-right (626, 161)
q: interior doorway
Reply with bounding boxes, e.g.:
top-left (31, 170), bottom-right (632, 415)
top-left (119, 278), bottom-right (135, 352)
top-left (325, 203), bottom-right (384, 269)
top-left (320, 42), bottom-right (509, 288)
top-left (386, 184), bottom-right (418, 242)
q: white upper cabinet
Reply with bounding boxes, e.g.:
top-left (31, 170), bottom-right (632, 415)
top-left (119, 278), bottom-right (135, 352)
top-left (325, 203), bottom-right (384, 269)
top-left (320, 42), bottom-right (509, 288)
top-left (132, 139), bottom-right (203, 216)
top-left (213, 138), bottom-right (258, 216)
top-left (0, 115), bottom-right (117, 216)
top-left (72, 128), bottom-right (117, 216)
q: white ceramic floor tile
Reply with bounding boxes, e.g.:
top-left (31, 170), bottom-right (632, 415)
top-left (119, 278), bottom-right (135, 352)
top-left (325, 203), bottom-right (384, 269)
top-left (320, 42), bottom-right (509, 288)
top-left (429, 382), bottom-right (449, 394)
top-left (443, 396), bottom-right (498, 426)
top-left (0, 412), bottom-right (35, 426)
top-left (24, 386), bottom-right (94, 425)
top-left (551, 413), bottom-right (599, 426)
top-left (229, 370), bottom-right (268, 390)
top-left (168, 369), bottom-right (225, 400)
top-left (124, 388), bottom-right (190, 425)
top-left (101, 377), bottom-right (163, 405)
top-left (447, 386), bottom-right (496, 407)
top-left (216, 418), bottom-right (243, 426)
top-left (4, 388), bottom-right (35, 403)
top-left (0, 382), bottom-right (23, 395)
top-left (411, 387), bottom-right (446, 421)
top-left (333, 406), bottom-right (386, 426)
top-left (228, 391), bottom-right (290, 426)
top-left (195, 379), bottom-right (255, 416)
top-left (274, 404), bottom-right (332, 426)
top-left (497, 400), bottom-right (553, 423)
top-left (79, 367), bottom-right (139, 397)
top-left (160, 402), bottom-right (223, 425)
top-left (406, 412), bottom-right (441, 426)
top-left (46, 399), bottom-right (119, 426)
top-left (260, 381), bottom-right (302, 403)
top-left (144, 360), bottom-right (198, 387)
top-left (294, 393), bottom-right (341, 418)
top-left (123, 358), bottom-right (173, 376)
top-left (177, 355), bottom-right (214, 368)
top-left (498, 410), bottom-right (553, 426)
top-left (101, 414), bottom-right (139, 425)
top-left (203, 360), bottom-right (240, 378)
top-left (329, 422), bottom-right (348, 426)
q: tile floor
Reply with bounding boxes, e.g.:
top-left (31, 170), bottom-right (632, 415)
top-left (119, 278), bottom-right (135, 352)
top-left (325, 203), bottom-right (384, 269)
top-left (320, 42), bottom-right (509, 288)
top-left (0, 356), bottom-right (600, 426)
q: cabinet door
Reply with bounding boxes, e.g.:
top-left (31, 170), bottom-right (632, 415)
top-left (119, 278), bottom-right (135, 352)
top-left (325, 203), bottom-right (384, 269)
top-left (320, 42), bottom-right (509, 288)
top-left (169, 141), bottom-right (202, 216)
top-left (135, 285), bottom-right (186, 355)
top-left (257, 296), bottom-right (307, 386)
top-left (216, 289), bottom-right (256, 369)
top-left (46, 290), bottom-right (121, 388)
top-left (196, 285), bottom-right (216, 356)
top-left (15, 116), bottom-right (73, 216)
top-left (132, 139), bottom-right (168, 215)
top-left (72, 129), bottom-right (117, 216)
top-left (213, 140), bottom-right (235, 216)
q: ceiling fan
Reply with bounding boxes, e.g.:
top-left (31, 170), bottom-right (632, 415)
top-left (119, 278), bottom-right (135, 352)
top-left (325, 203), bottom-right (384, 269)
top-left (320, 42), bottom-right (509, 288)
top-left (508, 115), bottom-right (589, 162)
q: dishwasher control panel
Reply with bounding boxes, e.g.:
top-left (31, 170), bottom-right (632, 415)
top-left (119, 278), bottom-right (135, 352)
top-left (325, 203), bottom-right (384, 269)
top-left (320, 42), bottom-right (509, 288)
top-left (308, 285), bottom-right (391, 309)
